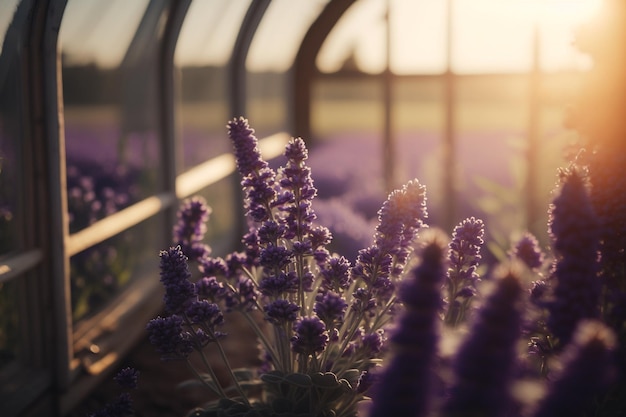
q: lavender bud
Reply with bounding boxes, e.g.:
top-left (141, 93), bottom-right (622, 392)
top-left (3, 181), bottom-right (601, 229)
top-left (291, 316), bottom-right (329, 355)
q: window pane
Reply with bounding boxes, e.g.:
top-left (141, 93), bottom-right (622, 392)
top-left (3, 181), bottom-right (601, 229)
top-left (0, 0), bottom-right (26, 256)
top-left (0, 279), bottom-right (19, 368)
top-left (60, 0), bottom-right (166, 232)
top-left (175, 0), bottom-right (250, 173)
top-left (247, 0), bottom-right (329, 138)
top-left (71, 214), bottom-right (166, 322)
top-left (192, 177), bottom-right (238, 256)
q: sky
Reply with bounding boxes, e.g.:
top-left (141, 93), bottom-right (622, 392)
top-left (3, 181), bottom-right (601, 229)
top-left (1, 0), bottom-right (601, 74)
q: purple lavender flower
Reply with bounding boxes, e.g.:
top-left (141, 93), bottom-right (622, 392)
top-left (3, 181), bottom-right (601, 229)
top-left (441, 269), bottom-right (523, 417)
top-left (291, 316), bottom-right (329, 355)
top-left (146, 315), bottom-right (193, 360)
top-left (227, 117), bottom-right (268, 176)
top-left (114, 367), bottom-right (139, 390)
top-left (547, 168), bottom-right (600, 346)
top-left (368, 239), bottom-right (445, 417)
top-left (320, 255), bottom-right (352, 292)
top-left (195, 276), bottom-right (226, 302)
top-left (159, 246), bottom-right (196, 314)
top-left (511, 232), bottom-right (545, 270)
top-left (198, 257), bottom-right (228, 278)
top-left (224, 277), bottom-right (257, 312)
top-left (532, 321), bottom-right (616, 417)
top-left (89, 392), bottom-right (133, 417)
top-left (257, 220), bottom-right (285, 244)
top-left (278, 139), bottom-right (317, 239)
top-left (314, 291), bottom-right (348, 329)
top-left (259, 244), bottom-right (293, 270)
top-left (264, 299), bottom-right (300, 325)
top-left (228, 118), bottom-right (279, 223)
top-left (374, 180), bottom-right (428, 276)
top-left (445, 217), bottom-right (485, 326)
top-left (359, 330), bottom-right (385, 356)
top-left (186, 300), bottom-right (224, 328)
top-left (173, 196), bottom-right (212, 261)
top-left (258, 272), bottom-right (299, 296)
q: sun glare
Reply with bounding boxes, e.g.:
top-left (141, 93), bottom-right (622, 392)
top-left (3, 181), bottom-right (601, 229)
top-left (318, 0), bottom-right (603, 74)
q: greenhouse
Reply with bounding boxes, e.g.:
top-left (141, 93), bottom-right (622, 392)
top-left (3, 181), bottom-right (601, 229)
top-left (0, 0), bottom-right (624, 416)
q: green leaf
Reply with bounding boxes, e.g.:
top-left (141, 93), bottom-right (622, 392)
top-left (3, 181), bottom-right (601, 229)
top-left (284, 372), bottom-right (313, 388)
top-left (311, 372), bottom-right (339, 389)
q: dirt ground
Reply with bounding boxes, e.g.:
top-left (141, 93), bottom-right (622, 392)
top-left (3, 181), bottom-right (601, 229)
top-left (69, 313), bottom-right (261, 417)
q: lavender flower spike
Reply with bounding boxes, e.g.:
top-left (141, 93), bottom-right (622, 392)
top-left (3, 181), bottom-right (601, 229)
top-left (227, 117), bottom-right (267, 176)
top-left (173, 196), bottom-right (212, 261)
top-left (444, 217), bottom-right (484, 326)
top-left (159, 246), bottom-right (196, 314)
top-left (511, 231), bottom-right (544, 270)
top-left (532, 320), bottom-right (616, 417)
top-left (547, 168), bottom-right (600, 346)
top-left (441, 267), bottom-right (523, 417)
top-left (228, 117), bottom-right (278, 223)
top-left (374, 179), bottom-right (428, 276)
top-left (369, 237), bottom-right (446, 417)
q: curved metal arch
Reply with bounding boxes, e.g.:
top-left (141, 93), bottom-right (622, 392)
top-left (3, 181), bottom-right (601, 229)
top-left (292, 0), bottom-right (356, 141)
top-left (229, 0), bottom-right (271, 119)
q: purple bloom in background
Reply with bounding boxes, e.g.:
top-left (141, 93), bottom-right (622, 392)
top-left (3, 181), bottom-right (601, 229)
top-left (445, 217), bottom-right (485, 326)
top-left (314, 198), bottom-right (375, 262)
top-left (291, 316), bottom-right (329, 356)
top-left (159, 246), bottom-right (196, 314)
top-left (173, 197), bottom-right (212, 262)
top-left (511, 232), bottom-right (545, 270)
top-left (547, 168), bottom-right (600, 346)
top-left (369, 239), bottom-right (446, 417)
top-left (114, 367), bottom-right (139, 390)
top-left (264, 299), bottom-right (300, 325)
top-left (441, 270), bottom-right (523, 417)
top-left (532, 321), bottom-right (616, 417)
top-left (146, 315), bottom-right (193, 360)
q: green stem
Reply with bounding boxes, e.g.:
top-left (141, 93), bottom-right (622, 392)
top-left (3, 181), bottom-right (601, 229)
top-left (185, 359), bottom-right (224, 398)
top-left (239, 310), bottom-right (282, 372)
top-left (213, 335), bottom-right (251, 406)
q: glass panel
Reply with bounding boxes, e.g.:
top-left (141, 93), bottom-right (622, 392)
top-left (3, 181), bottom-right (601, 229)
top-left (175, 0), bottom-right (251, 174)
top-left (309, 79), bottom-right (385, 260)
top-left (192, 177), bottom-right (238, 257)
top-left (393, 78), bottom-right (446, 225)
top-left (71, 214), bottom-right (166, 322)
top-left (0, 279), bottom-right (19, 368)
top-left (0, 0), bottom-right (26, 256)
top-left (60, 0), bottom-right (166, 232)
top-left (247, 0), bottom-right (329, 138)
top-left (316, 0), bottom-right (387, 75)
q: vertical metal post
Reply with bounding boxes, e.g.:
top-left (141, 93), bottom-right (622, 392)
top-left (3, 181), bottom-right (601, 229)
top-left (443, 0), bottom-right (456, 231)
top-left (160, 0), bottom-right (191, 238)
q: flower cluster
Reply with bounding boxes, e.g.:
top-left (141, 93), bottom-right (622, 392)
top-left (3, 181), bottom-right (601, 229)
top-left (142, 118), bottom-right (624, 417)
top-left (146, 118), bottom-right (430, 416)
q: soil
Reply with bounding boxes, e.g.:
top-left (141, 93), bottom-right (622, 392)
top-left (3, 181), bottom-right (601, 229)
top-left (69, 312), bottom-right (262, 417)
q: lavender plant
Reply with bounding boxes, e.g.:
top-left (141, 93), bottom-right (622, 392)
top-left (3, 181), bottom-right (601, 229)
top-left (147, 118), bottom-right (428, 416)
top-left (141, 116), bottom-right (625, 417)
